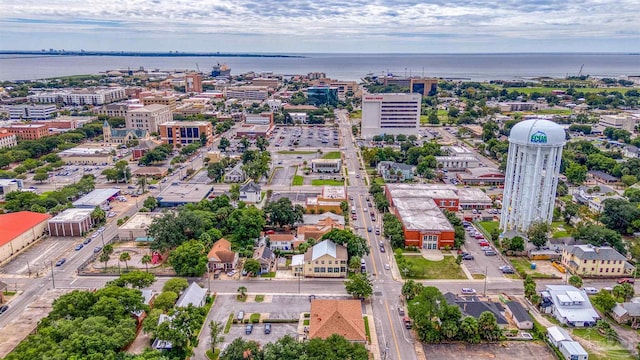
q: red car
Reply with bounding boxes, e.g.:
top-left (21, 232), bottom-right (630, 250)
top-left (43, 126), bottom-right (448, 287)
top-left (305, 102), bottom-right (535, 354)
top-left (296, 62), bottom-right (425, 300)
top-left (617, 278), bottom-right (635, 284)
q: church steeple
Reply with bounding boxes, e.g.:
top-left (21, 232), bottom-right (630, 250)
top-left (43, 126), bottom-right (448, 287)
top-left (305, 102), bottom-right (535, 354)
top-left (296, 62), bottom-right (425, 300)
top-left (103, 120), bottom-right (111, 143)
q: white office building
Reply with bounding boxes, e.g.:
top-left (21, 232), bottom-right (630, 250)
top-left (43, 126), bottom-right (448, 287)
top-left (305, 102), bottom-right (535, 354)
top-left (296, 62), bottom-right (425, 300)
top-left (29, 88), bottom-right (126, 106)
top-left (6, 104), bottom-right (57, 120)
top-left (500, 119), bottom-right (566, 232)
top-left (361, 93), bottom-right (421, 138)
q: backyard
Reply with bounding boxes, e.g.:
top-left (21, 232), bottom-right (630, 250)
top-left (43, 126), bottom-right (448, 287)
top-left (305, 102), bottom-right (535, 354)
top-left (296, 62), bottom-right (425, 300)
top-left (571, 328), bottom-right (635, 360)
top-left (396, 254), bottom-right (467, 280)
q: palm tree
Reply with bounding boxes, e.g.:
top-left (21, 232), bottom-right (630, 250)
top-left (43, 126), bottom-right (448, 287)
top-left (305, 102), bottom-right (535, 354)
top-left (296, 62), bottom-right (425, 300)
top-left (237, 286), bottom-right (247, 300)
top-left (141, 254), bottom-right (152, 272)
top-left (99, 252), bottom-right (110, 270)
top-left (119, 252), bottom-right (131, 271)
top-left (137, 176), bottom-right (147, 193)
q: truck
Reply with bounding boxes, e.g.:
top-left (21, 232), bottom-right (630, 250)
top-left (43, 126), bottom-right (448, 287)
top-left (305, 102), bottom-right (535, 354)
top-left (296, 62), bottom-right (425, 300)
top-left (403, 317), bottom-right (413, 329)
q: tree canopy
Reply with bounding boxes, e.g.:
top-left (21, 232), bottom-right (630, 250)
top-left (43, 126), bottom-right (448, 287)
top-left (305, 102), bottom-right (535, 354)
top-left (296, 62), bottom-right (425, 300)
top-left (264, 197), bottom-right (304, 228)
top-left (321, 228), bottom-right (369, 259)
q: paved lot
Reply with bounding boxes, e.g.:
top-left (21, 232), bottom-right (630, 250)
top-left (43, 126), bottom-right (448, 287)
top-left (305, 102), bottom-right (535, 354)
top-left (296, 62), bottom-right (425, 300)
top-left (227, 322), bottom-right (299, 346)
top-left (461, 226), bottom-right (511, 278)
top-left (423, 341), bottom-right (555, 360)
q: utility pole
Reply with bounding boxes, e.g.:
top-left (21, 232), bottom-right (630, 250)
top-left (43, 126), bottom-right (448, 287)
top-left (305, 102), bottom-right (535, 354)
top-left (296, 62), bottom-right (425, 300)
top-left (50, 261), bottom-right (56, 289)
top-left (26, 261), bottom-right (31, 277)
top-left (483, 266), bottom-right (488, 296)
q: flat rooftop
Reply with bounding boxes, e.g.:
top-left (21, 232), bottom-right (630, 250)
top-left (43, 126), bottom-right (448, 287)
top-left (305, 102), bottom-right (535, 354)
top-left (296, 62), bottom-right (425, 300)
top-left (386, 183), bottom-right (491, 204)
top-left (393, 197), bottom-right (453, 231)
top-left (321, 185), bottom-right (346, 200)
top-left (456, 188), bottom-right (492, 204)
top-left (157, 183), bottom-right (213, 205)
top-left (48, 208), bottom-right (93, 223)
top-left (73, 188), bottom-right (120, 207)
top-left (120, 212), bottom-right (164, 230)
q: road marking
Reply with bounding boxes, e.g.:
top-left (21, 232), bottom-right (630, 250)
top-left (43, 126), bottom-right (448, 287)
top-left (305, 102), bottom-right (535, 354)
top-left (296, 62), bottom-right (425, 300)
top-left (384, 299), bottom-right (402, 359)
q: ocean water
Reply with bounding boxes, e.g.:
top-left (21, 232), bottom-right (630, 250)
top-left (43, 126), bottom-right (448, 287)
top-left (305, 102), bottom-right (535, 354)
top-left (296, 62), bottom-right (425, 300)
top-left (0, 53), bottom-right (638, 82)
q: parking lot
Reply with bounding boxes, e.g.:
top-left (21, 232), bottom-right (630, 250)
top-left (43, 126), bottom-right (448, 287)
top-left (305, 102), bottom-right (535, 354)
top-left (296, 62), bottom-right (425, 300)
top-left (272, 125), bottom-right (341, 150)
top-left (461, 222), bottom-right (511, 278)
top-left (226, 322), bottom-right (299, 346)
top-left (424, 341), bottom-right (555, 360)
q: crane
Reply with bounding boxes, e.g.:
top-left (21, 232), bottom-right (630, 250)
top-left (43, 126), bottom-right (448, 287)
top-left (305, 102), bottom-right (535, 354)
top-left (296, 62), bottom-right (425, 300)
top-left (196, 63), bottom-right (200, 73)
top-left (578, 64), bottom-right (584, 77)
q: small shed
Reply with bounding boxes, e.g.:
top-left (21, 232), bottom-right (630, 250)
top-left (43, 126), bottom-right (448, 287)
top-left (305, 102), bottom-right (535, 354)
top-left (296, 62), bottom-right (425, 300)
top-left (505, 301), bottom-right (533, 330)
top-left (547, 326), bottom-right (571, 347)
top-left (559, 340), bottom-right (588, 360)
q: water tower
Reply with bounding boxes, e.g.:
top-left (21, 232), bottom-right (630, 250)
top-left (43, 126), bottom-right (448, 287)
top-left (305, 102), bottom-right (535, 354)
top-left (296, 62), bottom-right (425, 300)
top-left (500, 119), bottom-right (566, 232)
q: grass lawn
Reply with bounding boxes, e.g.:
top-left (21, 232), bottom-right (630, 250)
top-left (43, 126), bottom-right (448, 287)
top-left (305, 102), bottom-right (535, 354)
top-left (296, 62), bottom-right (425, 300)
top-left (419, 115), bottom-right (430, 124)
top-left (350, 110), bottom-right (362, 119)
top-left (477, 221), bottom-right (499, 236)
top-left (206, 348), bottom-right (220, 360)
top-left (260, 272), bottom-right (276, 278)
top-left (397, 254), bottom-right (467, 280)
top-left (292, 175), bottom-right (304, 186)
top-left (363, 316), bottom-right (371, 344)
top-left (277, 150), bottom-right (316, 155)
top-left (503, 86), bottom-right (633, 95)
top-left (551, 221), bottom-right (573, 238)
top-left (510, 258), bottom-right (557, 279)
top-left (472, 274), bottom-right (486, 280)
top-left (250, 313), bottom-right (261, 323)
top-left (373, 177), bottom-right (385, 185)
top-left (311, 179), bottom-right (344, 186)
top-left (322, 151), bottom-right (342, 159)
top-left (571, 328), bottom-right (635, 360)
top-left (224, 314), bottom-right (234, 333)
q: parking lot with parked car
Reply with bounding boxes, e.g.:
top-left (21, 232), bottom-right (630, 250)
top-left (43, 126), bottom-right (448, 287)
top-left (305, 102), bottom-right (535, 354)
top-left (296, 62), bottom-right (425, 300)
top-left (460, 222), bottom-right (511, 278)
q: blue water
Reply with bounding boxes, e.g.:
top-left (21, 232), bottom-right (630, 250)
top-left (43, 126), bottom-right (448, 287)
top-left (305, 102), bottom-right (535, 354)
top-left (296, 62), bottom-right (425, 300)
top-left (0, 53), bottom-right (638, 82)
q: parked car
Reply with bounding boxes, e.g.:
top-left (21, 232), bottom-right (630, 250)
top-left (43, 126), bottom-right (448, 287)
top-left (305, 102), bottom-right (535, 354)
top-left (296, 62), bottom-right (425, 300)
top-left (582, 287), bottom-right (599, 295)
top-left (264, 323), bottom-right (271, 334)
top-left (501, 267), bottom-right (515, 274)
top-left (461, 288), bottom-right (477, 295)
top-left (379, 246), bottom-right (385, 253)
top-left (617, 278), bottom-right (635, 284)
top-left (245, 324), bottom-right (253, 335)
top-left (237, 311), bottom-right (245, 321)
top-left (227, 270), bottom-right (237, 277)
top-left (484, 250), bottom-right (497, 256)
top-left (384, 264), bottom-right (390, 270)
top-left (0, 305), bottom-right (8, 315)
top-left (74, 244), bottom-right (84, 251)
top-left (462, 254), bottom-right (474, 260)
top-left (55, 258), bottom-right (66, 266)
top-left (93, 246), bottom-right (103, 253)
top-left (398, 307), bottom-right (405, 316)
top-left (375, 228), bottom-right (380, 235)
top-left (83, 238), bottom-right (92, 245)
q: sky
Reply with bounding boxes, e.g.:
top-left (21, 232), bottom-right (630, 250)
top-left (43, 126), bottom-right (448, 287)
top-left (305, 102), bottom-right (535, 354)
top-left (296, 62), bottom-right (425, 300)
top-left (1, 0), bottom-right (639, 53)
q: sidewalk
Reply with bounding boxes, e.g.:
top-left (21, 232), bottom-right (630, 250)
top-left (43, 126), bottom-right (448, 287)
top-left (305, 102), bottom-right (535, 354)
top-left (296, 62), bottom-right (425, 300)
top-left (364, 301), bottom-right (382, 360)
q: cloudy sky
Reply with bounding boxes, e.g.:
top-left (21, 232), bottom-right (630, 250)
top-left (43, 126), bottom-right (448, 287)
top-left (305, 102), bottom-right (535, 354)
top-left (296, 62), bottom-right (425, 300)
top-left (1, 0), bottom-right (639, 53)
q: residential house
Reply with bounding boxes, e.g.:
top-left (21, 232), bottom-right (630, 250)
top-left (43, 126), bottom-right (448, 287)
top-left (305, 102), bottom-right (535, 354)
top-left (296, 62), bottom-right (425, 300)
top-left (239, 181), bottom-right (261, 203)
top-left (308, 299), bottom-right (366, 343)
top-left (572, 185), bottom-right (624, 213)
top-left (547, 326), bottom-right (572, 347)
top-left (152, 314), bottom-right (174, 350)
top-left (291, 254), bottom-right (305, 276)
top-left (505, 301), bottom-right (533, 330)
top-left (267, 233), bottom-right (295, 251)
top-left (611, 301), bottom-right (640, 328)
top-left (443, 292), bottom-right (509, 328)
top-left (559, 341), bottom-right (589, 360)
top-left (377, 161), bottom-right (415, 182)
top-left (539, 285), bottom-right (599, 327)
top-left (224, 162), bottom-right (245, 183)
top-left (207, 238), bottom-right (239, 272)
top-left (303, 240), bottom-right (348, 278)
top-left (623, 145), bottom-right (640, 159)
top-left (297, 214), bottom-right (345, 241)
top-left (132, 289), bottom-right (156, 325)
top-left (175, 282), bottom-right (207, 308)
top-left (587, 170), bottom-right (619, 185)
top-left (252, 245), bottom-right (275, 274)
top-left (561, 245), bottom-right (634, 278)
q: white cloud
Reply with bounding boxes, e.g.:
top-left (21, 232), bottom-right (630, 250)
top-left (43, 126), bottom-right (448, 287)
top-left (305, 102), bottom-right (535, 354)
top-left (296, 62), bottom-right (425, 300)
top-left (1, 0), bottom-right (639, 52)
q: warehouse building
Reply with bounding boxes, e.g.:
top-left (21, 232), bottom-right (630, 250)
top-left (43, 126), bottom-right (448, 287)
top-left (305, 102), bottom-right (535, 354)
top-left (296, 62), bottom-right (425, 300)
top-left (0, 211), bottom-right (51, 264)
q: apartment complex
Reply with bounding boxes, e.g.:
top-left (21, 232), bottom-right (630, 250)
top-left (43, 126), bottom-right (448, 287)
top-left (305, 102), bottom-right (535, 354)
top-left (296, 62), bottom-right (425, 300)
top-left (29, 87), bottom-right (126, 105)
top-left (245, 112), bottom-right (274, 126)
top-left (126, 104), bottom-right (172, 133)
top-left (185, 73), bottom-right (203, 93)
top-left (0, 133), bottom-right (18, 149)
top-left (225, 86), bottom-right (269, 101)
top-left (159, 121), bottom-right (213, 147)
top-left (142, 95), bottom-right (177, 111)
top-left (1, 124), bottom-right (49, 140)
top-left (6, 104), bottom-right (57, 120)
top-left (361, 93), bottom-right (421, 138)
top-left (562, 245), bottom-right (634, 277)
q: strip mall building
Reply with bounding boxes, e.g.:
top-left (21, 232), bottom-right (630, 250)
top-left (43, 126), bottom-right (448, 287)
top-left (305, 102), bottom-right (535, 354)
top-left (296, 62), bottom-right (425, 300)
top-left (385, 184), bottom-right (492, 249)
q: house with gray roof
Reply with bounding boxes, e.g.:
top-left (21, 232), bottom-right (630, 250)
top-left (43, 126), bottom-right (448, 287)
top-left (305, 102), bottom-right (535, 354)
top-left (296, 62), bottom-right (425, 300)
top-left (611, 301), bottom-right (640, 328)
top-left (443, 292), bottom-right (509, 328)
top-left (224, 162), bottom-right (245, 183)
top-left (151, 314), bottom-right (174, 350)
top-left (252, 245), bottom-right (275, 274)
top-left (303, 239), bottom-right (348, 278)
top-left (505, 301), bottom-right (533, 329)
top-left (376, 161), bottom-right (415, 182)
top-left (539, 285), bottom-right (599, 327)
top-left (175, 282), bottom-right (207, 308)
top-left (561, 244), bottom-right (634, 278)
top-left (239, 181), bottom-right (261, 203)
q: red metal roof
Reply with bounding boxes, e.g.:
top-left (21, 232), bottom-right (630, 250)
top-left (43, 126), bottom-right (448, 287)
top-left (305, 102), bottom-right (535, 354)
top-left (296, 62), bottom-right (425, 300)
top-left (0, 211), bottom-right (52, 247)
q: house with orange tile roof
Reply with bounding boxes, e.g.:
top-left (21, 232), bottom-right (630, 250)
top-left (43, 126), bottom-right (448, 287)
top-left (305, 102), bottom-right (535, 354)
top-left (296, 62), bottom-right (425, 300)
top-left (0, 211), bottom-right (51, 264)
top-left (297, 216), bottom-right (344, 241)
top-left (308, 299), bottom-right (366, 343)
top-left (207, 238), bottom-right (238, 272)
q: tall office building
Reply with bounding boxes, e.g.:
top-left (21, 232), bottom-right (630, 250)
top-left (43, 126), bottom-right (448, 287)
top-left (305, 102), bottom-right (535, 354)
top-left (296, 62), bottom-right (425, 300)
top-left (361, 93), bottom-right (421, 139)
top-left (185, 73), bottom-right (203, 93)
top-left (500, 119), bottom-right (566, 232)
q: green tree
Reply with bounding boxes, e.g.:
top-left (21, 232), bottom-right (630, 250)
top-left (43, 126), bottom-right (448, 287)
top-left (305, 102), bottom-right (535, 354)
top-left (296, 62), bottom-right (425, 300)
top-left (91, 206), bottom-right (106, 224)
top-left (256, 136), bottom-right (269, 151)
top-left (243, 259), bottom-right (261, 276)
top-left (263, 335), bottom-right (306, 360)
top-left (565, 162), bottom-right (588, 185)
top-left (220, 338), bottom-right (262, 360)
top-left (264, 197), bottom-right (304, 228)
top-left (613, 283), bottom-right (635, 301)
top-left (428, 110), bottom-right (439, 124)
top-left (621, 174), bottom-right (638, 187)
top-left (509, 236), bottom-right (525, 252)
top-left (137, 176), bottom-right (147, 193)
top-left (229, 183), bottom-right (240, 201)
top-left (526, 221), bottom-right (549, 248)
top-left (237, 286), bottom-right (248, 300)
top-left (477, 311), bottom-right (501, 341)
top-left (321, 228), bottom-right (369, 260)
top-left (99, 251), bottom-right (111, 270)
top-left (524, 275), bottom-right (537, 300)
top-left (460, 316), bottom-right (480, 344)
top-left (344, 273), bottom-right (373, 299)
top-left (348, 256), bottom-right (362, 273)
top-left (154, 291), bottom-right (178, 312)
top-left (209, 320), bottom-right (225, 353)
top-left (169, 240), bottom-right (208, 277)
top-left (108, 270), bottom-right (156, 288)
top-left (401, 279), bottom-right (424, 301)
top-left (562, 200), bottom-right (580, 224)
top-left (148, 210), bottom-right (206, 252)
top-left (568, 275), bottom-right (583, 288)
top-left (143, 196), bottom-right (158, 210)
top-left (600, 198), bottom-right (640, 235)
top-left (33, 172), bottom-right (49, 183)
top-left (141, 254), bottom-right (152, 272)
top-left (592, 290), bottom-right (617, 313)
top-left (119, 252), bottom-right (131, 271)
top-left (218, 137), bottom-right (231, 151)
top-left (163, 278), bottom-right (190, 294)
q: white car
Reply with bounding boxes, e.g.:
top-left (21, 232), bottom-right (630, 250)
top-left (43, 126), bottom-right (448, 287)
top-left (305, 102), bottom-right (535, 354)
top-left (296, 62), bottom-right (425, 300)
top-left (461, 288), bottom-right (477, 295)
top-left (582, 287), bottom-right (598, 295)
top-left (384, 264), bottom-right (390, 270)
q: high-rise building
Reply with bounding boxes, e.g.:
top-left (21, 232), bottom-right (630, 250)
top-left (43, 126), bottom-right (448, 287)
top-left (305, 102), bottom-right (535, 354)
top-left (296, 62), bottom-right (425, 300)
top-left (500, 119), bottom-right (566, 233)
top-left (307, 86), bottom-right (338, 106)
top-left (361, 93), bottom-right (421, 138)
top-left (185, 73), bottom-right (203, 93)
top-left (125, 104), bottom-right (172, 133)
top-left (160, 121), bottom-right (213, 147)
